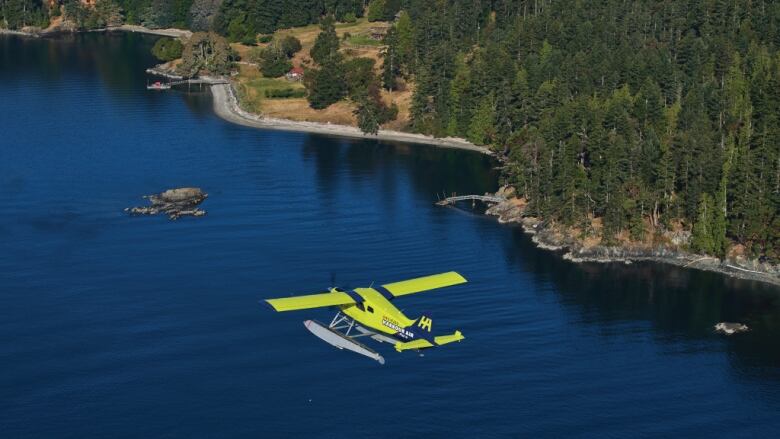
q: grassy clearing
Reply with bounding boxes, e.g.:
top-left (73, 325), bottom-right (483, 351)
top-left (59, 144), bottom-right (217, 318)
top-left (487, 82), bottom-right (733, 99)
top-left (345, 34), bottom-right (383, 47)
top-left (234, 64), bottom-right (306, 113)
top-left (231, 18), bottom-right (413, 130)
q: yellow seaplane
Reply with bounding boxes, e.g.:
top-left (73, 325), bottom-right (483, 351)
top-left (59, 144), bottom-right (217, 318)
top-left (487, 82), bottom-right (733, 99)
top-left (265, 272), bottom-right (467, 364)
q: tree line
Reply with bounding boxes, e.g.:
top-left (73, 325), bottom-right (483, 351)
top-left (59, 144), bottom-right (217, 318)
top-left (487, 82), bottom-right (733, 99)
top-left (2, 1), bottom-right (361, 34)
top-left (304, 15), bottom-right (397, 133)
top-left (376, 0), bottom-right (779, 261)
top-left (3, 0), bottom-right (777, 260)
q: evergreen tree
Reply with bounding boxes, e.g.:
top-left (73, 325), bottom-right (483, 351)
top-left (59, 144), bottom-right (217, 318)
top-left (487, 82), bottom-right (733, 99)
top-left (305, 60), bottom-right (347, 109)
top-left (310, 15), bottom-right (340, 65)
top-left (468, 95), bottom-right (496, 145)
top-left (692, 193), bottom-right (716, 254)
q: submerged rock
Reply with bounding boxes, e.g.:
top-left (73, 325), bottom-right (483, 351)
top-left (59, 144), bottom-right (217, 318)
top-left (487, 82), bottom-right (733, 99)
top-left (125, 187), bottom-right (207, 220)
top-left (714, 322), bottom-right (749, 335)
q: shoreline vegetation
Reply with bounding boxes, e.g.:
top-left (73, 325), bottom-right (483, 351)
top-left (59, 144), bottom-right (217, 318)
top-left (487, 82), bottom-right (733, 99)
top-left (210, 83), bottom-right (491, 154)
top-left (213, 76), bottom-right (779, 286)
top-left (2, 1), bottom-right (777, 288)
top-left (483, 190), bottom-right (780, 287)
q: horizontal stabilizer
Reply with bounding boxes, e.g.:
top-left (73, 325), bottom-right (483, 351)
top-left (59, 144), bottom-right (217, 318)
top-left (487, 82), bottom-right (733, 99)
top-left (394, 339), bottom-right (434, 352)
top-left (382, 271), bottom-right (467, 297)
top-left (434, 330), bottom-right (464, 346)
top-left (265, 291), bottom-right (355, 312)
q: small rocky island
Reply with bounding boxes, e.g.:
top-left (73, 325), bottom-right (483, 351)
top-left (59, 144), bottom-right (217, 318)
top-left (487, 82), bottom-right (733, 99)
top-left (714, 322), bottom-right (749, 335)
top-left (125, 187), bottom-right (207, 220)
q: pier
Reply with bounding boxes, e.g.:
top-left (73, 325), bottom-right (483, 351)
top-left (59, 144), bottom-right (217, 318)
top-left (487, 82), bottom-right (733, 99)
top-left (435, 194), bottom-right (506, 206)
top-left (166, 78), bottom-right (230, 86)
top-left (145, 67), bottom-right (230, 88)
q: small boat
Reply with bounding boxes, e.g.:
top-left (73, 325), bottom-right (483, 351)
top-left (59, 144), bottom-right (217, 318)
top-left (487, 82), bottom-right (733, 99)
top-left (146, 81), bottom-right (171, 90)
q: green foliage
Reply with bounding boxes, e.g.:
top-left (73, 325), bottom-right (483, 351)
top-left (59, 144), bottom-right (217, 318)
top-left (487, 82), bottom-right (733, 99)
top-left (178, 32), bottom-right (233, 77)
top-left (250, 34), bottom-right (300, 77)
top-left (346, 34), bottom-right (382, 46)
top-left (354, 86), bottom-right (398, 134)
top-left (240, 33), bottom-right (257, 45)
top-left (215, 0), bottom-right (363, 37)
top-left (151, 37), bottom-right (183, 61)
top-left (310, 15), bottom-right (340, 65)
top-left (63, 0), bottom-right (123, 30)
top-left (278, 35), bottom-right (302, 58)
top-left (366, 0), bottom-right (385, 22)
top-left (225, 14), bottom-right (251, 42)
top-left (265, 87), bottom-right (306, 98)
top-left (467, 95), bottom-right (495, 145)
top-left (389, 0), bottom-right (779, 259)
top-left (380, 26), bottom-right (400, 90)
top-left (342, 12), bottom-right (357, 24)
top-left (254, 45), bottom-right (292, 77)
top-left (129, 0), bottom-right (191, 29)
top-left (344, 57), bottom-right (397, 134)
top-left (366, 0), bottom-right (399, 22)
top-left (304, 59), bottom-right (347, 109)
top-left (1, 0), bottom-right (51, 29)
top-left (692, 193), bottom-right (717, 254)
top-left (304, 14), bottom-right (349, 109)
top-left (305, 30), bottom-right (398, 134)
top-left (344, 57), bottom-right (375, 95)
top-left (189, 0), bottom-right (223, 31)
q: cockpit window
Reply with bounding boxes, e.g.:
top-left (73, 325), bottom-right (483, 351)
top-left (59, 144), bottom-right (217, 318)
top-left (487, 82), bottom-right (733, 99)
top-left (355, 302), bottom-right (365, 311)
top-left (366, 306), bottom-right (374, 313)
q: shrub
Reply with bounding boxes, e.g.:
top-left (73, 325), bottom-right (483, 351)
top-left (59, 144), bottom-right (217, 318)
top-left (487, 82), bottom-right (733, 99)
top-left (343, 12), bottom-right (357, 23)
top-left (151, 38), bottom-right (184, 62)
top-left (279, 35), bottom-right (303, 58)
top-left (257, 46), bottom-right (292, 78)
top-left (265, 88), bottom-right (307, 98)
top-left (241, 34), bottom-right (257, 46)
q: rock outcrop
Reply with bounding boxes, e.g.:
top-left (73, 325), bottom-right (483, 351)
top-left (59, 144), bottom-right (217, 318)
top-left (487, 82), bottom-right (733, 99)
top-left (126, 187), bottom-right (207, 220)
top-left (479, 187), bottom-right (780, 286)
top-left (714, 322), bottom-right (749, 335)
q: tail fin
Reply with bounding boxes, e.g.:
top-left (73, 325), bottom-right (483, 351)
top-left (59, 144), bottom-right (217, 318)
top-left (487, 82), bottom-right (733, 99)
top-left (415, 315), bottom-right (434, 332)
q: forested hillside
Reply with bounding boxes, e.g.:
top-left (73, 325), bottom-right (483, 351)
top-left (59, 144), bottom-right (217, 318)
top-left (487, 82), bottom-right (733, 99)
top-left (379, 0), bottom-right (779, 260)
top-left (2, 0), bottom-right (778, 260)
top-left (1, 1), bottom-right (363, 34)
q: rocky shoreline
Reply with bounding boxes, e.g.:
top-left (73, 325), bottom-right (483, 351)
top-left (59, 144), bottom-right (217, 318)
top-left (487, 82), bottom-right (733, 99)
top-left (125, 187), bottom-right (207, 220)
top-left (484, 192), bottom-right (780, 288)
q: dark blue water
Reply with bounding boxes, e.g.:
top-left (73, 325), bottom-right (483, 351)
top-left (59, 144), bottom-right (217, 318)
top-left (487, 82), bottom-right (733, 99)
top-left (1, 33), bottom-right (780, 438)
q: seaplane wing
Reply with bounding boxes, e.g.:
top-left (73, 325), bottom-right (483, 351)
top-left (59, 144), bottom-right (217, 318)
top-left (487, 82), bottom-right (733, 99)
top-left (265, 291), bottom-right (355, 312)
top-left (380, 271), bottom-right (467, 297)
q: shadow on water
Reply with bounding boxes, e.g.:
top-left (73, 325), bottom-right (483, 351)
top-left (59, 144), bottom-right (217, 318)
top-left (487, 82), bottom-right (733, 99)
top-left (302, 135), bottom-right (499, 200)
top-left (501, 226), bottom-right (780, 378)
top-left (0, 32), bottom-right (158, 86)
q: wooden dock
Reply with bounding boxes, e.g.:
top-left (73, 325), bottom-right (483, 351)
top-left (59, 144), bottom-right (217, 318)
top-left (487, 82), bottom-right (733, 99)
top-left (167, 78), bottom-right (230, 86)
top-left (144, 67), bottom-right (230, 88)
top-left (436, 194), bottom-right (506, 206)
